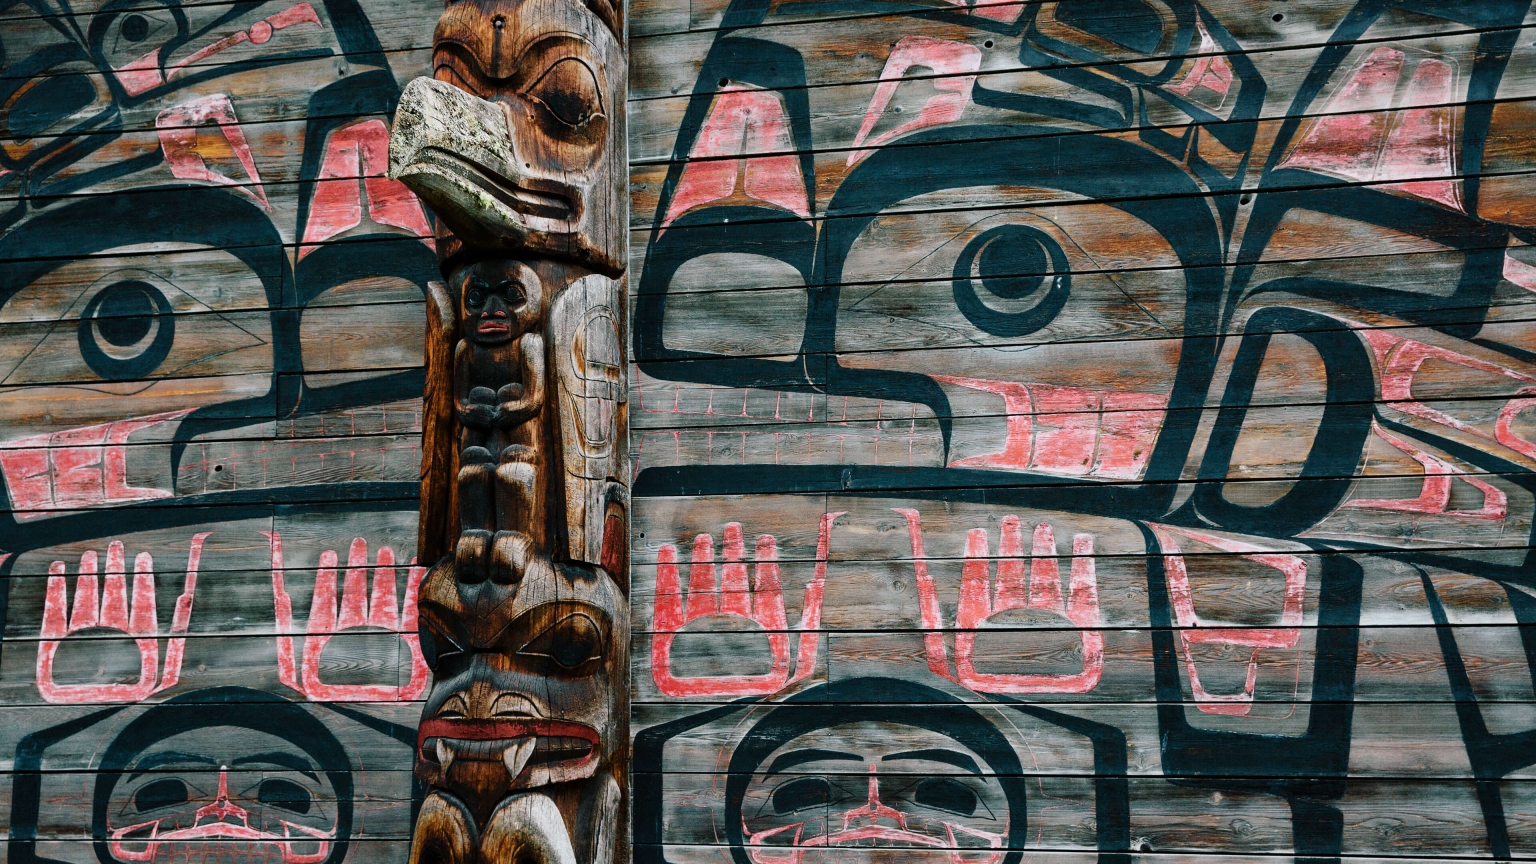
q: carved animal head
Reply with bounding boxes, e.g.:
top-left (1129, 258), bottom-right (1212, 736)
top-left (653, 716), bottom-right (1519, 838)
top-left (389, 0), bottom-right (625, 275)
top-left (450, 258), bottom-right (543, 345)
top-left (414, 547), bottom-right (627, 823)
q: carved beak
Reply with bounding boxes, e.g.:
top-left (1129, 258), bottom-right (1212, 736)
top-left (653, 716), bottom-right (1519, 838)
top-left (389, 77), bottom-right (578, 250)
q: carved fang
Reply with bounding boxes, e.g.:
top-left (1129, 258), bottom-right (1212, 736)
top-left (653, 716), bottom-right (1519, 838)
top-left (503, 737), bottom-right (536, 780)
top-left (436, 738), bottom-right (456, 774)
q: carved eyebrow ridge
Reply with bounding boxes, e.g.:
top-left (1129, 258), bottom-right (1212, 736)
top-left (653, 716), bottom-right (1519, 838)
top-left (881, 749), bottom-right (982, 775)
top-left (764, 749), bottom-right (862, 776)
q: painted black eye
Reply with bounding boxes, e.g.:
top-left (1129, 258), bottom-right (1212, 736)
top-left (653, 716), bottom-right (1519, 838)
top-left (952, 224), bottom-right (1070, 338)
top-left (913, 778), bottom-right (977, 816)
top-left (120, 13), bottom-right (150, 41)
top-left (519, 612), bottom-right (604, 668)
top-left (528, 58), bottom-right (602, 127)
top-left (466, 287), bottom-right (486, 308)
top-left (258, 778), bottom-right (312, 814)
top-left (133, 778), bottom-right (188, 812)
top-left (771, 777), bottom-right (831, 814)
top-left (78, 279), bottom-right (175, 380)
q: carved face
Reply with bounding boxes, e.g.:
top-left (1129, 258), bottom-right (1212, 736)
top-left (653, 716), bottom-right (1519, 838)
top-left (452, 258), bottom-right (543, 346)
top-left (390, 0), bottom-right (626, 274)
top-left (415, 553), bottom-right (627, 815)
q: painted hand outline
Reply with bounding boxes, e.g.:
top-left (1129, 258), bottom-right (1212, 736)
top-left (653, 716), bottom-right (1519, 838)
top-left (897, 509), bottom-right (1103, 694)
top-left (265, 532), bottom-right (429, 701)
top-left (651, 513), bottom-right (842, 697)
top-left (36, 533), bottom-right (210, 703)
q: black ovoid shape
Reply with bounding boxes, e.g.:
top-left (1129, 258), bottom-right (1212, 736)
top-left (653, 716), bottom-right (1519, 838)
top-left (78, 279), bottom-right (175, 381)
top-left (952, 224), bottom-right (1070, 338)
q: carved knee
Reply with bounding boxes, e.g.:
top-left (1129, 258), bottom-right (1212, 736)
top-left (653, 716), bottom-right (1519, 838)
top-left (409, 790), bottom-right (478, 864)
top-left (490, 530), bottom-right (535, 585)
top-left (455, 530), bottom-right (493, 584)
top-left (480, 792), bottom-right (577, 864)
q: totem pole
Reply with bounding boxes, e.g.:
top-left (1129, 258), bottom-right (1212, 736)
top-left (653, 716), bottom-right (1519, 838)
top-left (387, 0), bottom-right (628, 858)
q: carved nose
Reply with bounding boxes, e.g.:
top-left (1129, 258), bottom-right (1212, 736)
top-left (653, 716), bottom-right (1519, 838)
top-left (484, 309), bottom-right (507, 317)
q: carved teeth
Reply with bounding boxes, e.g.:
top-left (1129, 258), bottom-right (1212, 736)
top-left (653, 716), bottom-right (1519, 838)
top-left (436, 738), bottom-right (455, 773)
top-left (503, 737), bottom-right (536, 779)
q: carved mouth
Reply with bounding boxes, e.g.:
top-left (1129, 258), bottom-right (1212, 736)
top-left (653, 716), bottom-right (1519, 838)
top-left (418, 718), bottom-right (599, 781)
top-left (407, 148), bottom-right (576, 223)
top-left (478, 320), bottom-right (511, 335)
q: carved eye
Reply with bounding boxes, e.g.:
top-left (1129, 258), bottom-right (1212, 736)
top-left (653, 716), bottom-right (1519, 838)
top-left (519, 612), bottom-right (605, 668)
top-left (465, 285), bottom-right (487, 309)
top-left (420, 620), bottom-right (469, 676)
top-left (527, 58), bottom-right (603, 128)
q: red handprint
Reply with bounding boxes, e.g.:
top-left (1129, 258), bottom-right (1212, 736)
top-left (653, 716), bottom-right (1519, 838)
top-left (651, 512), bottom-right (842, 697)
top-left (896, 509), bottom-right (1103, 694)
top-left (1149, 524), bottom-right (1306, 716)
top-left (36, 533), bottom-right (210, 703)
top-left (265, 532), bottom-right (429, 702)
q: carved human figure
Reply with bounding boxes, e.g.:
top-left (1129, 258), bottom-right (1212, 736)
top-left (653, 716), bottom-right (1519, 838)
top-left (449, 258), bottom-right (548, 583)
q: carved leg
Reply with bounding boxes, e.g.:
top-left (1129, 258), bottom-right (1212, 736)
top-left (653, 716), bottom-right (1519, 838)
top-left (410, 790), bottom-right (479, 864)
top-left (495, 444), bottom-right (538, 534)
top-left (480, 792), bottom-right (579, 864)
top-left (457, 446), bottom-right (497, 582)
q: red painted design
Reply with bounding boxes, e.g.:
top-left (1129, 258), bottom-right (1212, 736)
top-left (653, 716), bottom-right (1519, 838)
top-left (1150, 525), bottom-right (1306, 716)
top-left (115, 3), bottom-right (321, 96)
top-left (1365, 329), bottom-right (1536, 461)
top-left (115, 49), bottom-right (165, 97)
top-left (168, 3), bottom-right (322, 79)
top-left (36, 533), bottom-right (210, 704)
top-left (1166, 20), bottom-right (1233, 105)
top-left (847, 37), bottom-right (982, 166)
top-left (0, 409), bottom-right (193, 519)
top-left (746, 763), bottom-right (1006, 864)
top-left (896, 509), bottom-right (1103, 694)
top-left (300, 119), bottom-right (432, 256)
top-left (1279, 47), bottom-right (1404, 181)
top-left (1279, 47), bottom-right (1464, 210)
top-left (1378, 58), bottom-right (1462, 210)
top-left (109, 768), bottom-right (333, 863)
top-left (1503, 250), bottom-right (1536, 292)
top-left (157, 95), bottom-right (270, 209)
top-left (1346, 422), bottom-right (1506, 520)
top-left (265, 532), bottom-right (429, 701)
top-left (650, 512), bottom-right (842, 696)
top-left (935, 376), bottom-right (1166, 479)
top-left (663, 87), bottom-right (809, 226)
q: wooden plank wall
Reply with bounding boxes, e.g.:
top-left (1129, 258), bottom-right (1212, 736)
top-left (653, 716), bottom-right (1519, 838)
top-left (625, 1), bottom-right (1536, 864)
top-left (0, 0), bottom-right (442, 859)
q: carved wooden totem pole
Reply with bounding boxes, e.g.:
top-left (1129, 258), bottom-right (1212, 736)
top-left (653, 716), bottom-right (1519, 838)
top-left (387, 0), bottom-right (628, 858)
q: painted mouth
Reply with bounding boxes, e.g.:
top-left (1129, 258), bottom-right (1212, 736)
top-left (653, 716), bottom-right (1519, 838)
top-left (478, 320), bottom-right (511, 335)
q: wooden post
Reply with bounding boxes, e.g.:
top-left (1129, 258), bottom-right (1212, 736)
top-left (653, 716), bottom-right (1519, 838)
top-left (388, 0), bottom-right (628, 860)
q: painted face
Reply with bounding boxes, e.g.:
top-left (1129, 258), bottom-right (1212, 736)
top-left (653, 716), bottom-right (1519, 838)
top-left (103, 728), bottom-right (340, 864)
top-left (453, 259), bottom-right (543, 346)
top-left (741, 722), bottom-right (1009, 864)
